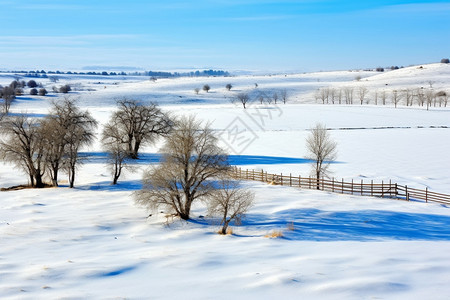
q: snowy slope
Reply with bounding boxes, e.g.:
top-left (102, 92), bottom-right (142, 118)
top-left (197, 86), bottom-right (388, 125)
top-left (1, 63), bottom-right (450, 299)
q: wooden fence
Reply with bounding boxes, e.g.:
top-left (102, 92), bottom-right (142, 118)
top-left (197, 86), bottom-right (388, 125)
top-left (231, 167), bottom-right (450, 205)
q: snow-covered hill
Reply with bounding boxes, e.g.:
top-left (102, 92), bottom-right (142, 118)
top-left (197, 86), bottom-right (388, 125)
top-left (1, 63), bottom-right (450, 299)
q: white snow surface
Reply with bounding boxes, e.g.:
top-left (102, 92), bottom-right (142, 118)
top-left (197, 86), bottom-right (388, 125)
top-left (1, 63), bottom-right (450, 299)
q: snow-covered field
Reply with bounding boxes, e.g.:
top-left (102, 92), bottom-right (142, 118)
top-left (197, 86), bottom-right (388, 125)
top-left (1, 63), bottom-right (450, 299)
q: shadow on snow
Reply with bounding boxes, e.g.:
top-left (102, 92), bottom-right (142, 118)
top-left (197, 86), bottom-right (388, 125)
top-left (243, 208), bottom-right (450, 241)
top-left (80, 152), bottom-right (313, 166)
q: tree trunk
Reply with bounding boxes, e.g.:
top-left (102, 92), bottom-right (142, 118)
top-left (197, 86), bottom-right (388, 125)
top-left (69, 166), bottom-right (75, 188)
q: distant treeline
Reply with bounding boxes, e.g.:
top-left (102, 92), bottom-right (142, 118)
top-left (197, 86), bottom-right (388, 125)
top-left (0, 69), bottom-right (230, 78)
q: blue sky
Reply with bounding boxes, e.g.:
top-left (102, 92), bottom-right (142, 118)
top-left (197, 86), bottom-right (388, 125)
top-left (0, 0), bottom-right (449, 72)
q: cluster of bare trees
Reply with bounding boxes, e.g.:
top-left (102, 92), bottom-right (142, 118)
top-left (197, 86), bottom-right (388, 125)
top-left (0, 80), bottom-right (48, 114)
top-left (0, 99), bottom-right (97, 188)
top-left (234, 89), bottom-right (288, 109)
top-left (315, 86), bottom-right (448, 109)
top-left (134, 116), bottom-right (254, 233)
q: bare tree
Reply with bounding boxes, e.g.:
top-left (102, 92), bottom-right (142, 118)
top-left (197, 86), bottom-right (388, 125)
top-left (0, 115), bottom-right (46, 187)
top-left (391, 90), bottom-right (402, 108)
top-left (40, 99), bottom-right (97, 187)
top-left (344, 87), bottom-right (354, 104)
top-left (207, 177), bottom-right (254, 235)
top-left (416, 88), bottom-right (425, 106)
top-left (101, 118), bottom-right (132, 185)
top-left (425, 90), bottom-right (434, 111)
top-left (2, 86), bottom-right (15, 114)
top-left (317, 88), bottom-right (329, 104)
top-left (111, 100), bottom-right (173, 159)
top-left (194, 88), bottom-right (200, 95)
top-left (134, 116), bottom-right (229, 220)
top-left (306, 123), bottom-right (337, 189)
top-left (358, 87), bottom-right (368, 105)
top-left (380, 90), bottom-right (387, 105)
top-left (280, 89), bottom-right (288, 104)
top-left (226, 84), bottom-right (232, 91)
top-left (403, 88), bottom-right (413, 106)
top-left (272, 92), bottom-right (279, 104)
top-left (236, 92), bottom-right (251, 109)
top-left (203, 84), bottom-right (210, 93)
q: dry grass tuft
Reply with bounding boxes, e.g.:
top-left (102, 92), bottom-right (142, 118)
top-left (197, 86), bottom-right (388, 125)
top-left (264, 230), bottom-right (283, 238)
top-left (218, 227), bottom-right (233, 235)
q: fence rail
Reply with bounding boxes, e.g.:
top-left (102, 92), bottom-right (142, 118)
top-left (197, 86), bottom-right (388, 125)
top-left (231, 167), bottom-right (450, 205)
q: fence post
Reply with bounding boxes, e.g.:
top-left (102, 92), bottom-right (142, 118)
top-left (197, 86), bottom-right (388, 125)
top-left (246, 169), bottom-right (248, 180)
top-left (382, 180), bottom-right (384, 198)
top-left (281, 173), bottom-right (283, 186)
top-left (309, 176), bottom-right (311, 189)
top-left (290, 173), bottom-right (292, 186)
top-left (261, 170), bottom-right (264, 182)
top-left (299, 175), bottom-right (301, 188)
top-left (426, 187), bottom-right (428, 203)
top-left (371, 180), bottom-right (373, 196)
top-left (332, 177), bottom-right (334, 192)
top-left (406, 185), bottom-right (409, 201)
top-left (351, 179), bottom-right (354, 195)
top-left (322, 177), bottom-right (324, 190)
top-left (341, 178), bottom-right (344, 194)
top-left (252, 170), bottom-right (255, 180)
top-left (360, 179), bottom-right (363, 195)
top-left (389, 179), bottom-right (392, 197)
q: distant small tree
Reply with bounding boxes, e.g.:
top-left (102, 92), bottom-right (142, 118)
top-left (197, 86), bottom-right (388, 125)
top-left (358, 87), bottom-right (368, 105)
top-left (391, 90), bottom-right (402, 108)
top-left (203, 84), bottom-right (210, 93)
top-left (110, 100), bottom-right (173, 159)
top-left (27, 80), bottom-right (38, 88)
top-left (344, 87), bottom-right (354, 104)
top-left (207, 177), bottom-right (254, 235)
top-left (306, 123), bottom-right (337, 189)
top-left (101, 121), bottom-right (132, 185)
top-left (440, 58), bottom-right (449, 64)
top-left (280, 89), bottom-right (288, 104)
top-left (272, 92), bottom-right (279, 104)
top-left (30, 88), bottom-right (38, 95)
top-left (2, 86), bottom-right (15, 114)
top-left (194, 88), bottom-right (200, 95)
top-left (38, 88), bottom-right (47, 96)
top-left (236, 92), bottom-right (251, 109)
top-left (226, 84), bottom-right (232, 91)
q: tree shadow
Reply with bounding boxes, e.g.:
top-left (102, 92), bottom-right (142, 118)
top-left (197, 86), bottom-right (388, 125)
top-left (244, 208), bottom-right (450, 241)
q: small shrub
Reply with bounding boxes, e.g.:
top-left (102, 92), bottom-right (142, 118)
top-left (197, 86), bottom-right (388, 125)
top-left (203, 84), bottom-right (210, 93)
top-left (38, 88), bottom-right (47, 96)
top-left (376, 67), bottom-right (384, 72)
top-left (226, 83), bottom-right (232, 91)
top-left (15, 88), bottom-right (23, 96)
top-left (194, 88), bottom-right (200, 94)
top-left (441, 58), bottom-right (450, 64)
top-left (27, 80), bottom-right (38, 88)
top-left (59, 84), bottom-right (71, 93)
top-left (30, 88), bottom-right (38, 95)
